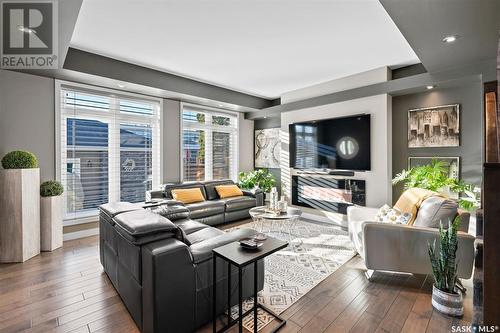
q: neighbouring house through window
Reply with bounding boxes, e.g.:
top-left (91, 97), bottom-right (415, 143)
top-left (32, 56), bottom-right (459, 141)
top-left (181, 104), bottom-right (238, 182)
top-left (56, 81), bottom-right (162, 223)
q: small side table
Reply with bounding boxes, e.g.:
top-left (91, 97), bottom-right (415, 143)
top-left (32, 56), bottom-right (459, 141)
top-left (212, 237), bottom-right (288, 333)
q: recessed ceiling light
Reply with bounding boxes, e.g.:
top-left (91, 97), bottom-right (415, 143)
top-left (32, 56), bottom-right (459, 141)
top-left (263, 116), bottom-right (267, 119)
top-left (442, 35), bottom-right (458, 43)
top-left (218, 104), bottom-right (224, 107)
top-left (426, 85), bottom-right (435, 90)
top-left (117, 84), bottom-right (125, 88)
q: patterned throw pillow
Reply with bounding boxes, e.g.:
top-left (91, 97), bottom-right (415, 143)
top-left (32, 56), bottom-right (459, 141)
top-left (375, 204), bottom-right (412, 224)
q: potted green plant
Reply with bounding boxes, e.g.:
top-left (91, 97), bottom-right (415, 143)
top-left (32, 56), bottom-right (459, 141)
top-left (238, 169), bottom-right (276, 194)
top-left (428, 217), bottom-right (463, 317)
top-left (0, 150), bottom-right (40, 262)
top-left (392, 159), bottom-right (480, 210)
top-left (40, 181), bottom-right (64, 251)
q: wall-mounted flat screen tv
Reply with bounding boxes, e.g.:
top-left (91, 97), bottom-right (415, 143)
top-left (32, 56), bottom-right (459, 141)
top-left (289, 114), bottom-right (371, 171)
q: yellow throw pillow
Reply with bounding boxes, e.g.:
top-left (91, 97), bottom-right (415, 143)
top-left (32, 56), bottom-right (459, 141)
top-left (215, 185), bottom-right (243, 199)
top-left (171, 188), bottom-right (205, 204)
top-left (394, 188), bottom-right (444, 225)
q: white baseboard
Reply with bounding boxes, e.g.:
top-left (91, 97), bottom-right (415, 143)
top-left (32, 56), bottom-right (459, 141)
top-left (63, 228), bottom-right (99, 241)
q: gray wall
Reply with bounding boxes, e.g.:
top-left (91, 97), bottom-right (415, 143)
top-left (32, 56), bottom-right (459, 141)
top-left (254, 117), bottom-right (282, 194)
top-left (239, 116), bottom-right (255, 173)
top-left (0, 70), bottom-right (55, 181)
top-left (162, 99), bottom-right (181, 182)
top-left (392, 82), bottom-right (483, 201)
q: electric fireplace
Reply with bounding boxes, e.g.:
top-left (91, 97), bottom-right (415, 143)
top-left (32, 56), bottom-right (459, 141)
top-left (291, 175), bottom-right (365, 214)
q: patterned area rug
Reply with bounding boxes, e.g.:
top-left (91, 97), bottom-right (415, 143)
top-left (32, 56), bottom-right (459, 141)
top-left (227, 218), bottom-right (356, 331)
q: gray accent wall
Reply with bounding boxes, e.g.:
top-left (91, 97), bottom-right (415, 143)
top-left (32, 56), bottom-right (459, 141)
top-left (0, 70), bottom-right (55, 181)
top-left (239, 116), bottom-right (255, 173)
top-left (254, 117), bottom-right (282, 194)
top-left (392, 82), bottom-right (483, 201)
top-left (162, 99), bottom-right (181, 182)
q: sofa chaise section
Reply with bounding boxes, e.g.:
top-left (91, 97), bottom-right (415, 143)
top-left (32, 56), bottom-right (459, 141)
top-left (99, 201), bottom-right (264, 333)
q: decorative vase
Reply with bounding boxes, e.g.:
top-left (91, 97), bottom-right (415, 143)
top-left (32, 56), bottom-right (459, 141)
top-left (269, 187), bottom-right (279, 211)
top-left (40, 195), bottom-right (63, 251)
top-left (278, 195), bottom-right (287, 211)
top-left (431, 285), bottom-right (464, 317)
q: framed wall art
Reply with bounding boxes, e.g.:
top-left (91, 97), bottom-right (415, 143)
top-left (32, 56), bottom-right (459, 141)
top-left (408, 104), bottom-right (460, 148)
top-left (408, 156), bottom-right (460, 180)
top-left (255, 128), bottom-right (280, 168)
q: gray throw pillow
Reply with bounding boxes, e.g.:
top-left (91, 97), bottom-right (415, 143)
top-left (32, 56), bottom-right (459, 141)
top-left (414, 196), bottom-right (458, 229)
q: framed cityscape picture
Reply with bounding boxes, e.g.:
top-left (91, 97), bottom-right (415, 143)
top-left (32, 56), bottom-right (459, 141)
top-left (408, 156), bottom-right (460, 180)
top-left (255, 128), bottom-right (280, 168)
top-left (408, 104), bottom-right (460, 148)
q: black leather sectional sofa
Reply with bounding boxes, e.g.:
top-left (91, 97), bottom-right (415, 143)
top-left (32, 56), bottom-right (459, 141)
top-left (147, 179), bottom-right (264, 226)
top-left (99, 197), bottom-right (264, 333)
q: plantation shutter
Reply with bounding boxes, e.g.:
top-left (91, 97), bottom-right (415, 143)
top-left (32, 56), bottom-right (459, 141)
top-left (58, 84), bottom-right (161, 223)
top-left (181, 104), bottom-right (238, 182)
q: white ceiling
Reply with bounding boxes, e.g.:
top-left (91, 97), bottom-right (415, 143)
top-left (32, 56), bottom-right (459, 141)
top-left (71, 0), bottom-right (419, 99)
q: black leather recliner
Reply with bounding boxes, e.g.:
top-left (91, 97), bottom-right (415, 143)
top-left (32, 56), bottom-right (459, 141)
top-left (147, 179), bottom-right (264, 226)
top-left (99, 201), bottom-right (264, 333)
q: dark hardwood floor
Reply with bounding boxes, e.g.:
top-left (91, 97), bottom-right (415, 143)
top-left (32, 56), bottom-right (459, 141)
top-left (0, 235), bottom-right (472, 333)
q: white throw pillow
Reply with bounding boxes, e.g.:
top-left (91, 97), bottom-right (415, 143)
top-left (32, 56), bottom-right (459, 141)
top-left (375, 204), bottom-right (412, 224)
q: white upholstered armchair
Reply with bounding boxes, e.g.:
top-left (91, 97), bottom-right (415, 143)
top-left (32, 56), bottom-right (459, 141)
top-left (347, 205), bottom-right (475, 279)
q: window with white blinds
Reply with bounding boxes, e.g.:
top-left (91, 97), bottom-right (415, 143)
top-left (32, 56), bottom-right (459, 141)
top-left (56, 82), bottom-right (162, 223)
top-left (181, 104), bottom-right (238, 182)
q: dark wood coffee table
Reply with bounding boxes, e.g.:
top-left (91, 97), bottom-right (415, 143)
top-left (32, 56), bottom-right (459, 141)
top-left (212, 237), bottom-right (288, 333)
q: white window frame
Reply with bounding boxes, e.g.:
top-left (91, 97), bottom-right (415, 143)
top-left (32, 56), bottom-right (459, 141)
top-left (55, 80), bottom-right (163, 226)
top-left (180, 102), bottom-right (239, 182)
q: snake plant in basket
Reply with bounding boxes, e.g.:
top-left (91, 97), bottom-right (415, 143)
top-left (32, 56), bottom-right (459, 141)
top-left (428, 216), bottom-right (463, 317)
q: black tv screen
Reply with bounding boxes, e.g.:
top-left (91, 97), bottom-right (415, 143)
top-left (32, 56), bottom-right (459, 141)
top-left (289, 114), bottom-right (371, 171)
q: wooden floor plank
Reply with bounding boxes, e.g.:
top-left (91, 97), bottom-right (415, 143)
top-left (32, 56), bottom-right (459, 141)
top-left (374, 274), bottom-right (427, 333)
top-left (0, 235), bottom-right (473, 333)
top-left (349, 311), bottom-right (382, 333)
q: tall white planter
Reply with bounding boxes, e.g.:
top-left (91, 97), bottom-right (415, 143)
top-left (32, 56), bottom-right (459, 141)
top-left (0, 168), bottom-right (40, 262)
top-left (40, 195), bottom-right (63, 251)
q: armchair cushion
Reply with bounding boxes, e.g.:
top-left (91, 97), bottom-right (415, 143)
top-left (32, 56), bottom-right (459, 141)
top-left (413, 196), bottom-right (458, 229)
top-left (394, 188), bottom-right (442, 225)
top-left (203, 179), bottom-right (235, 200)
top-left (153, 204), bottom-right (191, 221)
top-left (241, 188), bottom-right (263, 197)
top-left (217, 196), bottom-right (257, 212)
top-left (113, 210), bottom-right (181, 245)
top-left (186, 200), bottom-right (226, 219)
top-left (189, 228), bottom-right (257, 264)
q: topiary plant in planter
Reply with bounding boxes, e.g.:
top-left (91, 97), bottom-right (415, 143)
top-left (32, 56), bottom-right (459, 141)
top-left (0, 150), bottom-right (40, 262)
top-left (428, 216), bottom-right (463, 317)
top-left (40, 181), bottom-right (64, 197)
top-left (1, 150), bottom-right (38, 169)
top-left (238, 168), bottom-right (276, 193)
top-left (40, 180), bottom-right (64, 251)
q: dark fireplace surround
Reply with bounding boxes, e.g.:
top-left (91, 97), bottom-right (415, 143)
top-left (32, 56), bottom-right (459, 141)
top-left (291, 175), bottom-right (366, 214)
